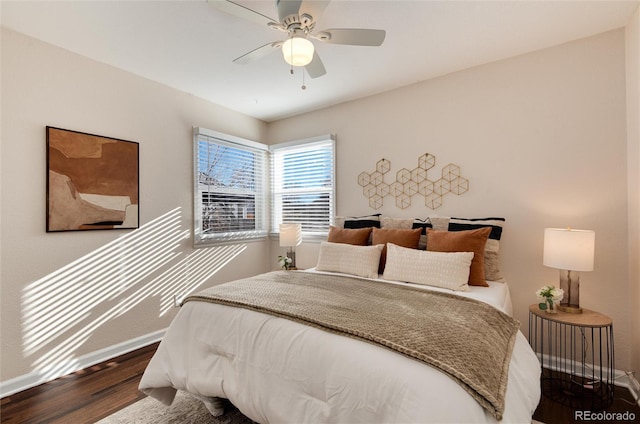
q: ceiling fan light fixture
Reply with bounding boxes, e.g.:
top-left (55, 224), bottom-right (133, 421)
top-left (282, 36), bottom-right (314, 66)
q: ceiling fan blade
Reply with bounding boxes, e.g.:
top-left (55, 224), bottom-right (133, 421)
top-left (209, 0), bottom-right (279, 27)
top-left (315, 28), bottom-right (386, 46)
top-left (277, 0), bottom-right (302, 21)
top-left (233, 41), bottom-right (283, 65)
top-left (298, 0), bottom-right (331, 21)
top-left (305, 52), bottom-right (326, 78)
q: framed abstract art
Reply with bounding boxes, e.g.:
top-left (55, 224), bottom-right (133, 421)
top-left (46, 126), bottom-right (139, 232)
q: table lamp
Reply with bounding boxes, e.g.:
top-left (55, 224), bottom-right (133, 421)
top-left (280, 223), bottom-right (302, 269)
top-left (543, 227), bottom-right (595, 313)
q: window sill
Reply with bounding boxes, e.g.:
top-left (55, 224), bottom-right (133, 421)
top-left (194, 235), bottom-right (268, 248)
top-left (268, 233), bottom-right (327, 243)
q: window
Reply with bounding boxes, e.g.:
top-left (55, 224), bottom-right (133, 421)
top-left (194, 128), bottom-right (268, 245)
top-left (271, 135), bottom-right (335, 237)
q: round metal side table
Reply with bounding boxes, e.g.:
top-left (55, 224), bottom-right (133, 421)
top-left (528, 304), bottom-right (614, 411)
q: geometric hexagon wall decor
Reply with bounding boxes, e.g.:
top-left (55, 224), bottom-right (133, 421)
top-left (356, 153), bottom-right (469, 210)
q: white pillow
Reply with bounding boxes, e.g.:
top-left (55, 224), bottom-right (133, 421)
top-left (380, 216), bottom-right (414, 229)
top-left (316, 242), bottom-right (383, 279)
top-left (382, 243), bottom-right (473, 291)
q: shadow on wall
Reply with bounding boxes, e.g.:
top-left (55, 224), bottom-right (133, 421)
top-left (20, 207), bottom-right (246, 382)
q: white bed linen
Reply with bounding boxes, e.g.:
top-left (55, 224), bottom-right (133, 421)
top-left (140, 271), bottom-right (540, 423)
top-left (306, 268), bottom-right (514, 316)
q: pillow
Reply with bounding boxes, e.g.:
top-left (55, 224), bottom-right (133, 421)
top-left (334, 214), bottom-right (381, 229)
top-left (426, 227), bottom-right (491, 287)
top-left (381, 217), bottom-right (414, 229)
top-left (411, 217), bottom-right (432, 234)
top-left (383, 243), bottom-right (473, 291)
top-left (316, 242), bottom-right (384, 279)
top-left (449, 217), bottom-right (504, 239)
top-left (412, 218), bottom-right (432, 249)
top-left (371, 227), bottom-right (422, 274)
top-left (327, 226), bottom-right (372, 246)
top-left (428, 216), bottom-right (450, 231)
top-left (448, 217), bottom-right (506, 282)
top-left (382, 217), bottom-right (433, 249)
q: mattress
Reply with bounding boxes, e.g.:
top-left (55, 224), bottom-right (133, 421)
top-left (140, 270), bottom-right (540, 423)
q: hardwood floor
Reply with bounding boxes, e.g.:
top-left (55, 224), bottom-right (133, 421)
top-left (533, 382), bottom-right (640, 424)
top-left (0, 343), bottom-right (158, 424)
top-left (1, 342), bottom-right (638, 424)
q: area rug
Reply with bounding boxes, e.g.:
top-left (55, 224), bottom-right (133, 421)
top-left (98, 391), bottom-right (546, 424)
top-left (97, 391), bottom-right (255, 424)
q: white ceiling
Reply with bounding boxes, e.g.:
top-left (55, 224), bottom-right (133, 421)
top-left (2, 0), bottom-right (638, 122)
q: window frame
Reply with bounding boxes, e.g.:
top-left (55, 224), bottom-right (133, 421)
top-left (270, 134), bottom-right (336, 241)
top-left (193, 127), bottom-right (269, 246)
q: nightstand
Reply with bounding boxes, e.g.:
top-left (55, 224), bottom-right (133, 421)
top-left (528, 304), bottom-right (614, 411)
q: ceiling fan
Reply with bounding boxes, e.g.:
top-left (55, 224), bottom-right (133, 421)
top-left (210, 0), bottom-right (386, 79)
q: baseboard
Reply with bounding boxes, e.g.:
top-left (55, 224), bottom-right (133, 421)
top-left (610, 370), bottom-right (640, 406)
top-left (537, 352), bottom-right (636, 394)
top-left (0, 328), bottom-right (166, 398)
top-left (628, 372), bottom-right (640, 406)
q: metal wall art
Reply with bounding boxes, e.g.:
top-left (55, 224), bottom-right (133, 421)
top-left (357, 153), bottom-right (469, 210)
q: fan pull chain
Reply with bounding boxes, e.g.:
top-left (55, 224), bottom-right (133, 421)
top-left (288, 65), bottom-right (307, 90)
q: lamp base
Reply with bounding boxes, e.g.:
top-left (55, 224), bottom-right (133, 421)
top-left (557, 304), bottom-right (583, 314)
top-left (559, 269), bottom-right (582, 314)
top-left (286, 250), bottom-right (296, 269)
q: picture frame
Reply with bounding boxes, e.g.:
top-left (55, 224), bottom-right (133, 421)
top-left (46, 126), bottom-right (139, 232)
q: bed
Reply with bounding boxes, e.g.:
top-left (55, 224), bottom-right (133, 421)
top-left (139, 235), bottom-right (541, 423)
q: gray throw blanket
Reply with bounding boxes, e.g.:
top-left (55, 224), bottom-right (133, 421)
top-left (185, 271), bottom-right (519, 420)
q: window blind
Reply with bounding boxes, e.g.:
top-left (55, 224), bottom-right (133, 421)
top-left (194, 128), bottom-right (268, 245)
top-left (271, 136), bottom-right (335, 236)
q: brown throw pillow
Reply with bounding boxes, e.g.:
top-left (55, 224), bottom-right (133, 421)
top-left (372, 227), bottom-right (422, 274)
top-left (426, 227), bottom-right (491, 287)
top-left (327, 226), bottom-right (372, 246)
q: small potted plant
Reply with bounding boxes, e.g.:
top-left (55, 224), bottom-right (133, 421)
top-left (278, 255), bottom-right (293, 270)
top-left (536, 285), bottom-right (564, 314)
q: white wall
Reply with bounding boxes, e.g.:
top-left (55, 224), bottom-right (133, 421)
top-left (0, 28), bottom-right (270, 383)
top-left (2, 21), bottom-right (637, 388)
top-left (626, 6), bottom-right (640, 375)
top-left (269, 29), bottom-right (633, 370)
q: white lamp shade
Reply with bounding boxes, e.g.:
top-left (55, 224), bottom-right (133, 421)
top-left (543, 228), bottom-right (595, 271)
top-left (279, 223), bottom-right (302, 247)
top-left (282, 37), bottom-right (314, 66)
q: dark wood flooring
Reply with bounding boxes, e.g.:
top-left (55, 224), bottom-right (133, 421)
top-left (533, 377), bottom-right (640, 424)
top-left (0, 343), bottom-right (158, 424)
top-left (1, 342), bottom-right (638, 424)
